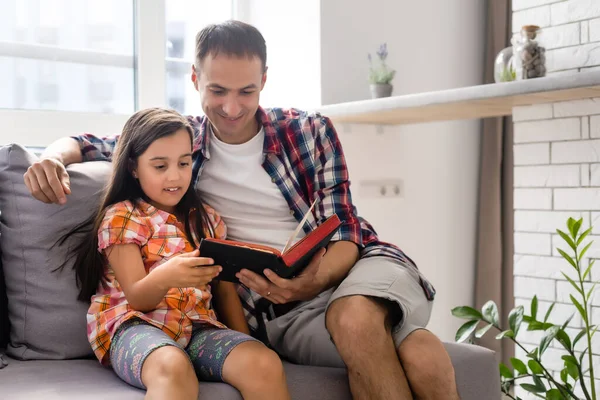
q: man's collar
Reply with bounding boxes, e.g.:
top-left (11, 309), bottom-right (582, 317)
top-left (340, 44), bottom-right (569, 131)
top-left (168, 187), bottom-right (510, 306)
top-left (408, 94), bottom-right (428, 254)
top-left (195, 107), bottom-right (280, 159)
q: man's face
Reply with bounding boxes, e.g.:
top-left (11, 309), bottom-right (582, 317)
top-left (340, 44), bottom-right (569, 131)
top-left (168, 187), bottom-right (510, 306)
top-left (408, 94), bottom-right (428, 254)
top-left (192, 53), bottom-right (266, 144)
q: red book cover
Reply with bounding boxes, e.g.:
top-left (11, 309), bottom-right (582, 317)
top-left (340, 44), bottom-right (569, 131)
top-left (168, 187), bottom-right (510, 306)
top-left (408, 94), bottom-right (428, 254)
top-left (198, 214), bottom-right (342, 282)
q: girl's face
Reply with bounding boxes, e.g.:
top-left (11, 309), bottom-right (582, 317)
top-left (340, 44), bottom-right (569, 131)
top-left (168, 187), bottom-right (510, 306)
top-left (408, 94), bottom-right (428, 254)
top-left (132, 129), bottom-right (193, 214)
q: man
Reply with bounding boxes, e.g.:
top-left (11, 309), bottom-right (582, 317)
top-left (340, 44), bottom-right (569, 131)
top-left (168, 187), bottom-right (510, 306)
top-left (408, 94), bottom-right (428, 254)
top-left (24, 20), bottom-right (459, 400)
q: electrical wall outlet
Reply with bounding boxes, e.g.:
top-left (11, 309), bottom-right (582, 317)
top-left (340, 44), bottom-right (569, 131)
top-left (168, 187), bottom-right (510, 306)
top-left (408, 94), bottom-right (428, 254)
top-left (358, 179), bottom-right (403, 198)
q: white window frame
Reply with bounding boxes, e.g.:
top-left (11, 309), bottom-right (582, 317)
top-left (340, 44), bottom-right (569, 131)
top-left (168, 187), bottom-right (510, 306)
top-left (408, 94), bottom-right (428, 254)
top-left (0, 0), bottom-right (239, 147)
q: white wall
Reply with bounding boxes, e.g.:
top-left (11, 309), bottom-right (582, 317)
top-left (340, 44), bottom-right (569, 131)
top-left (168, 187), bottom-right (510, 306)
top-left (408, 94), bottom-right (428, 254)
top-left (512, 1), bottom-right (600, 398)
top-left (319, 0), bottom-right (486, 341)
top-left (245, 0), bottom-right (321, 110)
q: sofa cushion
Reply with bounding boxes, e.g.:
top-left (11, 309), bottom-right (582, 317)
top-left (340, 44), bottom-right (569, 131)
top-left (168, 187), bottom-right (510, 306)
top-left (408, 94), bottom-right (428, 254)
top-left (0, 225), bottom-right (10, 351)
top-left (0, 357), bottom-right (351, 400)
top-left (0, 144), bottom-right (112, 359)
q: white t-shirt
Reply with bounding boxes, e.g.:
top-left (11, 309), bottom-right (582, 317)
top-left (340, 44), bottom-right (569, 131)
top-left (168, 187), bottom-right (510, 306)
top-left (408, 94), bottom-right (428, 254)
top-left (196, 127), bottom-right (302, 250)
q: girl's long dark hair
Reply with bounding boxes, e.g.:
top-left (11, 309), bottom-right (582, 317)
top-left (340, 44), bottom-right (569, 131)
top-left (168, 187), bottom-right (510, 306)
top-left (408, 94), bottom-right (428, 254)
top-left (61, 108), bottom-right (213, 302)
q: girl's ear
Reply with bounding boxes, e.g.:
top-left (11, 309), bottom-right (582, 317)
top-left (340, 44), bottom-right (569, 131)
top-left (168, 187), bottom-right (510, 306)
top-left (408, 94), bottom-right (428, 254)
top-left (128, 159), bottom-right (138, 179)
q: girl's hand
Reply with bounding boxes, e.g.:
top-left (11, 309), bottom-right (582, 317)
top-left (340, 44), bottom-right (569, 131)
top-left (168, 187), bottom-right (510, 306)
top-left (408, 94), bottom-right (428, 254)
top-left (152, 249), bottom-right (221, 289)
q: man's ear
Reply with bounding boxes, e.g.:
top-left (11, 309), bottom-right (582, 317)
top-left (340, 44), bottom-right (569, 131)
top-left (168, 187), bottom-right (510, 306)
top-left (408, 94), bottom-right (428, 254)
top-left (191, 65), bottom-right (199, 90)
top-left (260, 67), bottom-right (268, 90)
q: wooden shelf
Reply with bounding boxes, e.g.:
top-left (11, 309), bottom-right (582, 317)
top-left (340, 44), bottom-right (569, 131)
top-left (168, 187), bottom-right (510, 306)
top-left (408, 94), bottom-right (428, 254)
top-left (316, 70), bottom-right (600, 125)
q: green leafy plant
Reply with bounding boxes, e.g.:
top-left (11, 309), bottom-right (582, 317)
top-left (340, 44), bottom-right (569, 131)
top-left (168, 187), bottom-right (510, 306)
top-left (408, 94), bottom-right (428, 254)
top-left (368, 43), bottom-right (396, 85)
top-left (452, 218), bottom-right (598, 400)
top-left (499, 64), bottom-right (516, 82)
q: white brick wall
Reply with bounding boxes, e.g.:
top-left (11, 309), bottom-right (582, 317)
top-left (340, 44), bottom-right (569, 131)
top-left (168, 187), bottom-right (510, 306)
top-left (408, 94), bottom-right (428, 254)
top-left (514, 118), bottom-right (580, 143)
top-left (514, 143), bottom-right (550, 165)
top-left (514, 165), bottom-right (580, 187)
top-left (591, 18), bottom-right (600, 42)
top-left (512, 0), bottom-right (600, 387)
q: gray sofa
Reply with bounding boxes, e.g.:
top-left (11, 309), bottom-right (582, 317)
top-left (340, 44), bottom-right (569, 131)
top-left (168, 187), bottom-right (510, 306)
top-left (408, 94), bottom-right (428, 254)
top-left (0, 144), bottom-right (501, 399)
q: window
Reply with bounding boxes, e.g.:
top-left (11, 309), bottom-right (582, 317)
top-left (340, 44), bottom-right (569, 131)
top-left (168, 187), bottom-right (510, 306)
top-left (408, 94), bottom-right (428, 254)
top-left (0, 0), bottom-right (135, 113)
top-left (165, 0), bottom-right (234, 116)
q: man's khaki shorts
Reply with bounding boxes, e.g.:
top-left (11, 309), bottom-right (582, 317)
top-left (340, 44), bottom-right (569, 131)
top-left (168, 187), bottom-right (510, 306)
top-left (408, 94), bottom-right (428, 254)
top-left (264, 256), bottom-right (434, 368)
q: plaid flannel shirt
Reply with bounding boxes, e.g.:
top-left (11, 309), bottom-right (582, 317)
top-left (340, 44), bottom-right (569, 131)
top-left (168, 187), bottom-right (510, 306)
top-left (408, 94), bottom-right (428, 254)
top-left (73, 107), bottom-right (436, 331)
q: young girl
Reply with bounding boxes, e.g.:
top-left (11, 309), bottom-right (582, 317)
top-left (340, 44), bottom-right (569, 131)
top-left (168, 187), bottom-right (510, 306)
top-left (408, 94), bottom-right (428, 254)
top-left (69, 108), bottom-right (291, 400)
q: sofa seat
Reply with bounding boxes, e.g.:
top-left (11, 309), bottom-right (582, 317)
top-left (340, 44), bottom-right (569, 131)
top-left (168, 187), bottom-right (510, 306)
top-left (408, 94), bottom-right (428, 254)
top-left (0, 342), bottom-right (500, 400)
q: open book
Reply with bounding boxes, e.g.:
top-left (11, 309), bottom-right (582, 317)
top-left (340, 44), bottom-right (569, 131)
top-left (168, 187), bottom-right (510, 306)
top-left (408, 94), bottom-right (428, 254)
top-left (198, 199), bottom-right (342, 282)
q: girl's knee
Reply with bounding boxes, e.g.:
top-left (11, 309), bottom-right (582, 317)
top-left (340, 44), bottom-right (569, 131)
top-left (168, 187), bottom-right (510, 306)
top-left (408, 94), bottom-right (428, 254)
top-left (253, 347), bottom-right (285, 380)
top-left (224, 341), bottom-right (285, 385)
top-left (142, 346), bottom-right (195, 384)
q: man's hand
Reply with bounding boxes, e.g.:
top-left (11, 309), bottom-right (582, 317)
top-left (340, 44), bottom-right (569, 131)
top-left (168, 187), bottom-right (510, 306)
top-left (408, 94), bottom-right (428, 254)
top-left (236, 248), bottom-right (327, 304)
top-left (23, 156), bottom-right (71, 204)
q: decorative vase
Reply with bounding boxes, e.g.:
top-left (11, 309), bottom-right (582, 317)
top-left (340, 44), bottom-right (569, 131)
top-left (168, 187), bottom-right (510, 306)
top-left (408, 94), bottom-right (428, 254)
top-left (370, 83), bottom-right (393, 99)
top-left (512, 25), bottom-right (546, 80)
top-left (494, 46), bottom-right (516, 83)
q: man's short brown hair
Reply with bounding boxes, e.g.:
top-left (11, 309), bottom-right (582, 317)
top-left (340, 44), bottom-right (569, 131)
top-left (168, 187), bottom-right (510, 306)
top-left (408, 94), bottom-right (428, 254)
top-left (195, 20), bottom-right (267, 72)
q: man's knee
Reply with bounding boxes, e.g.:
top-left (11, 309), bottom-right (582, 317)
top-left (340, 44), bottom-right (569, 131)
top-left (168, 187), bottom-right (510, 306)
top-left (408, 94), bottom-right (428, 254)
top-left (326, 295), bottom-right (389, 341)
top-left (399, 330), bottom-right (454, 372)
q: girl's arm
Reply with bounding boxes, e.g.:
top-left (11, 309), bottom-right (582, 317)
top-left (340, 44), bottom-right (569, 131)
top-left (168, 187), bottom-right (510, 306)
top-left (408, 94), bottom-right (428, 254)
top-left (212, 281), bottom-right (250, 334)
top-left (106, 244), bottom-right (170, 312)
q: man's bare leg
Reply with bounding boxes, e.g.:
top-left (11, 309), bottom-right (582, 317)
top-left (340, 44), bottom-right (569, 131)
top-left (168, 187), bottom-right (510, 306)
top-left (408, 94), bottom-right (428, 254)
top-left (397, 330), bottom-right (460, 400)
top-left (326, 295), bottom-right (413, 400)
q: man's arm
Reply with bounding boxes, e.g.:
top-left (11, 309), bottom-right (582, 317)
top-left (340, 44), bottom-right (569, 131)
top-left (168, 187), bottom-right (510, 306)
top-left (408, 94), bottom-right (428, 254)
top-left (41, 137), bottom-right (83, 166)
top-left (24, 134), bottom-right (118, 204)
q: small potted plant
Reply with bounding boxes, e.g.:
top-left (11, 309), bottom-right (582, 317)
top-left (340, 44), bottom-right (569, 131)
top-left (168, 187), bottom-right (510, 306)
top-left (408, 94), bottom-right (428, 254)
top-left (368, 43), bottom-right (396, 99)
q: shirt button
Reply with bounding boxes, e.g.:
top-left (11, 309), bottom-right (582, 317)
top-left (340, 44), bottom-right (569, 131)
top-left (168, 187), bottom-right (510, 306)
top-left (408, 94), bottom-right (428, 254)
top-left (271, 177), bottom-right (277, 183)
top-left (289, 209), bottom-right (295, 215)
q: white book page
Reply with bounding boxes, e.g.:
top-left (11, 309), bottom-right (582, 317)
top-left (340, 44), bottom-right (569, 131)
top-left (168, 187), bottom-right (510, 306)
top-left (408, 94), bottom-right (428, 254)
top-left (281, 197), bottom-right (319, 254)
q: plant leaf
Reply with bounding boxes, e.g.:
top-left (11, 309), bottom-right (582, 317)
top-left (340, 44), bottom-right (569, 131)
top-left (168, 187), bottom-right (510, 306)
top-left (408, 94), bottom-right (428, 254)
top-left (531, 375), bottom-right (546, 392)
top-left (562, 354), bottom-right (578, 364)
top-left (579, 240), bottom-right (593, 260)
top-left (509, 306), bottom-right (525, 337)
top-left (455, 320), bottom-right (479, 343)
top-left (451, 306), bottom-right (483, 320)
top-left (572, 218), bottom-right (583, 239)
top-left (521, 383), bottom-right (545, 394)
top-left (555, 328), bottom-right (572, 351)
top-left (544, 302), bottom-right (556, 324)
top-left (530, 295), bottom-right (538, 321)
top-left (546, 388), bottom-right (564, 400)
top-left (482, 300), bottom-right (499, 326)
top-left (528, 359), bottom-right (544, 375)
top-left (496, 329), bottom-right (514, 340)
top-left (539, 326), bottom-right (559, 356)
top-left (510, 357), bottom-right (528, 375)
top-left (576, 227), bottom-right (592, 246)
top-left (561, 314), bottom-right (575, 330)
top-left (586, 282), bottom-right (598, 302)
top-left (567, 218), bottom-right (576, 235)
top-left (499, 362), bottom-right (513, 379)
top-left (574, 327), bottom-right (588, 346)
top-left (557, 248), bottom-right (578, 269)
top-left (475, 324), bottom-right (493, 339)
top-left (561, 272), bottom-right (584, 296)
top-left (565, 359), bottom-right (579, 380)
top-left (527, 348), bottom-right (539, 360)
top-left (570, 295), bottom-right (588, 324)
top-left (583, 259), bottom-right (595, 281)
top-left (557, 229), bottom-right (577, 252)
top-left (560, 368), bottom-right (569, 383)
